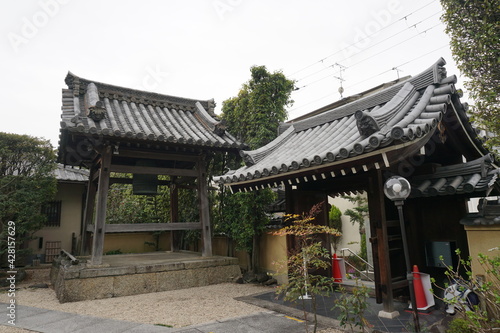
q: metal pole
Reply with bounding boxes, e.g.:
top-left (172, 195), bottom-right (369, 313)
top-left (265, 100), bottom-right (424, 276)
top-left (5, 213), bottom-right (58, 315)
top-left (395, 200), bottom-right (420, 332)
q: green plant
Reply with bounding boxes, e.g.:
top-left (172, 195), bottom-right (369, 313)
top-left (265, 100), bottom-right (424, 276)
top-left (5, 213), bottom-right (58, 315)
top-left (334, 279), bottom-right (371, 332)
top-left (214, 65), bottom-right (295, 272)
top-left (0, 132), bottom-right (57, 264)
top-left (440, 0), bottom-right (500, 154)
top-left (342, 195), bottom-right (369, 262)
top-left (447, 318), bottom-right (474, 333)
top-left (432, 248), bottom-right (500, 333)
top-left (273, 202), bottom-right (340, 333)
top-left (328, 204), bottom-right (342, 254)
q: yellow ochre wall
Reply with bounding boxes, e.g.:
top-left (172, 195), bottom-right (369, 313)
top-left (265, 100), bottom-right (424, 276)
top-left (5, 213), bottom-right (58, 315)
top-left (29, 182), bottom-right (85, 260)
top-left (464, 225), bottom-right (500, 278)
top-left (103, 232), bottom-right (171, 254)
top-left (258, 230), bottom-right (288, 284)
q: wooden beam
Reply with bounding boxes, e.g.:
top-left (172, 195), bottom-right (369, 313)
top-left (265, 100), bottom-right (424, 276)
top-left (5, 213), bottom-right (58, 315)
top-left (80, 166), bottom-right (98, 255)
top-left (170, 179), bottom-right (180, 251)
top-left (116, 149), bottom-right (200, 163)
top-left (110, 164), bottom-right (197, 177)
top-left (197, 157), bottom-right (212, 256)
top-left (367, 169), bottom-right (397, 316)
top-left (90, 145), bottom-right (112, 265)
top-left (86, 222), bottom-right (202, 233)
top-left (109, 177), bottom-right (172, 186)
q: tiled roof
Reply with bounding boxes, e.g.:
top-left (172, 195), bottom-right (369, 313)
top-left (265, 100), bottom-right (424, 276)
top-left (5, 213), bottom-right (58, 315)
top-left (460, 200), bottom-right (500, 226)
top-left (59, 72), bottom-right (245, 153)
top-left (216, 58), bottom-right (487, 190)
top-left (410, 155), bottom-right (499, 197)
top-left (54, 164), bottom-right (89, 182)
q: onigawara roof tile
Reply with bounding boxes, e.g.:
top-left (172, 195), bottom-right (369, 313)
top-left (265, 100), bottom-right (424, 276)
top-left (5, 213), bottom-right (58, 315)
top-left (215, 58), bottom-right (490, 191)
top-left (54, 164), bottom-right (89, 182)
top-left (59, 72), bottom-right (245, 156)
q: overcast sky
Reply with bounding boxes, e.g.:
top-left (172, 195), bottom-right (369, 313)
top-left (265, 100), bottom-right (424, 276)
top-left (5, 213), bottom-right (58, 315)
top-left (1, 0), bottom-right (465, 147)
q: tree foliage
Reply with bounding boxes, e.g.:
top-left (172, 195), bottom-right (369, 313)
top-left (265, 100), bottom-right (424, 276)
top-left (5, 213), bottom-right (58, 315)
top-left (440, 0), bottom-right (500, 152)
top-left (328, 204), bottom-right (343, 253)
top-left (0, 132), bottom-right (57, 260)
top-left (214, 65), bottom-right (295, 271)
top-left (342, 195), bottom-right (369, 262)
top-left (217, 190), bottom-right (275, 253)
top-left (221, 65), bottom-right (295, 150)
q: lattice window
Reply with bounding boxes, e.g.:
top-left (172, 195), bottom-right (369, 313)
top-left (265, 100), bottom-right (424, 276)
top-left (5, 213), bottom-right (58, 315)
top-left (42, 201), bottom-right (62, 227)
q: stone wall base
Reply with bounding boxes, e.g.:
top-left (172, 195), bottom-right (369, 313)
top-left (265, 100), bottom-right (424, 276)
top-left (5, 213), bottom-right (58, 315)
top-left (51, 253), bottom-right (241, 303)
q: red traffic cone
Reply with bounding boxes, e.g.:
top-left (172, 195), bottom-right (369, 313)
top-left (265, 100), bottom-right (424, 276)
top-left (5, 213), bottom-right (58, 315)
top-left (412, 265), bottom-right (428, 309)
top-left (332, 253), bottom-right (342, 283)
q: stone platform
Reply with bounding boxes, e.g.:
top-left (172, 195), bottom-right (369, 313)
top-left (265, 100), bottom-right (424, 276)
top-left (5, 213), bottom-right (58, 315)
top-left (51, 251), bottom-right (241, 303)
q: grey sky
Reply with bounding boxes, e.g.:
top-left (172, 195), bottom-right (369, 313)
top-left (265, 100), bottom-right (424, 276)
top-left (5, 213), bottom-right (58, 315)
top-left (1, 0), bottom-right (463, 147)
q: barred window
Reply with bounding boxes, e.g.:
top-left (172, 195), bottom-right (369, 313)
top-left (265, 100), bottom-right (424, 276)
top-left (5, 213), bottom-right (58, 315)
top-left (42, 201), bottom-right (62, 227)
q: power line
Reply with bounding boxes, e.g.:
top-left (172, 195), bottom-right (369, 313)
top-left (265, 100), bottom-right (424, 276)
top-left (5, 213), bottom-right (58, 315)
top-left (293, 10), bottom-right (442, 84)
top-left (288, 0), bottom-right (438, 77)
top-left (287, 44), bottom-right (450, 117)
top-left (294, 22), bottom-right (443, 93)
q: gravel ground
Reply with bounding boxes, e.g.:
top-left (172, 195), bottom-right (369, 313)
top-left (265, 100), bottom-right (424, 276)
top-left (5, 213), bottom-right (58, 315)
top-left (0, 279), bottom-right (343, 332)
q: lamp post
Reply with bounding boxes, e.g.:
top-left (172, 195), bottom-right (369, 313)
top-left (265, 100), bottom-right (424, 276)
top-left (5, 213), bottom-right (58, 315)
top-left (383, 176), bottom-right (420, 332)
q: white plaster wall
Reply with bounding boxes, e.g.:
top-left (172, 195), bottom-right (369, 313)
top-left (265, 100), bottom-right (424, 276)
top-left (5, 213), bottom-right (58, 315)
top-left (328, 195), bottom-right (362, 255)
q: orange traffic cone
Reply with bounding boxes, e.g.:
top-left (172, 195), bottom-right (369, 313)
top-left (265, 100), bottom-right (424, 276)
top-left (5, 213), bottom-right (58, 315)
top-left (413, 265), bottom-right (428, 309)
top-left (333, 254), bottom-right (342, 283)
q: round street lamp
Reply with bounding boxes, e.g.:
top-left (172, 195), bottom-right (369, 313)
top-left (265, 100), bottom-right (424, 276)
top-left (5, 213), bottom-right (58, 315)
top-left (384, 175), bottom-right (420, 332)
top-left (384, 176), bottom-right (411, 201)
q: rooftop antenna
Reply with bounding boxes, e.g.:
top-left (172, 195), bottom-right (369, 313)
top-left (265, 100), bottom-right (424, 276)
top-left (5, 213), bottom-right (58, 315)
top-left (334, 63), bottom-right (347, 98)
top-left (392, 67), bottom-right (403, 80)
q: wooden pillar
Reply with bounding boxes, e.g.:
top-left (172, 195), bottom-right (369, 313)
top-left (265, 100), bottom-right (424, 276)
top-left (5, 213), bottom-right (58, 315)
top-left (170, 178), bottom-right (179, 252)
top-left (197, 156), bottom-right (212, 256)
top-left (90, 145), bottom-right (112, 265)
top-left (80, 166), bottom-right (98, 255)
top-left (367, 169), bottom-right (398, 318)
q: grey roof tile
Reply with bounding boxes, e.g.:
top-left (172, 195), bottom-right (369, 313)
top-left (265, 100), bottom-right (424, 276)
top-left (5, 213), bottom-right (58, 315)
top-left (59, 72), bottom-right (246, 154)
top-left (460, 200), bottom-right (500, 226)
top-left (410, 155), bottom-right (500, 197)
top-left (216, 58), bottom-right (494, 190)
top-left (54, 164), bottom-right (89, 182)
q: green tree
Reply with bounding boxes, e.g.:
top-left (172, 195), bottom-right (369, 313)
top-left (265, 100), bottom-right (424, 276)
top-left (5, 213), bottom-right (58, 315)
top-left (342, 195), bottom-right (369, 262)
top-left (440, 0), bottom-right (500, 153)
top-left (0, 133), bottom-right (57, 264)
top-left (222, 65), bottom-right (295, 149)
top-left (328, 204), bottom-right (343, 254)
top-left (215, 65), bottom-right (295, 272)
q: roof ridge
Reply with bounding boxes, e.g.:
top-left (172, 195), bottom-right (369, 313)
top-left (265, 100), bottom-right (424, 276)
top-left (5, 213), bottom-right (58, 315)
top-left (289, 58), bottom-right (447, 132)
top-left (65, 72), bottom-right (210, 110)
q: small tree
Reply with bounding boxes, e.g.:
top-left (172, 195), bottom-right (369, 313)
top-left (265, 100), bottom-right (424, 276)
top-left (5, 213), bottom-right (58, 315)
top-left (0, 132), bottom-right (57, 264)
top-left (273, 202), bottom-right (340, 333)
top-left (334, 280), bottom-right (371, 333)
top-left (328, 204), bottom-right (342, 254)
top-left (342, 195), bottom-right (369, 263)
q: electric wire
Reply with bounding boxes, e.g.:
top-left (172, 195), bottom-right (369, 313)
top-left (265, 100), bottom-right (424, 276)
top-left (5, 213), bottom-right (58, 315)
top-left (288, 0), bottom-right (438, 77)
top-left (287, 44), bottom-right (450, 117)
